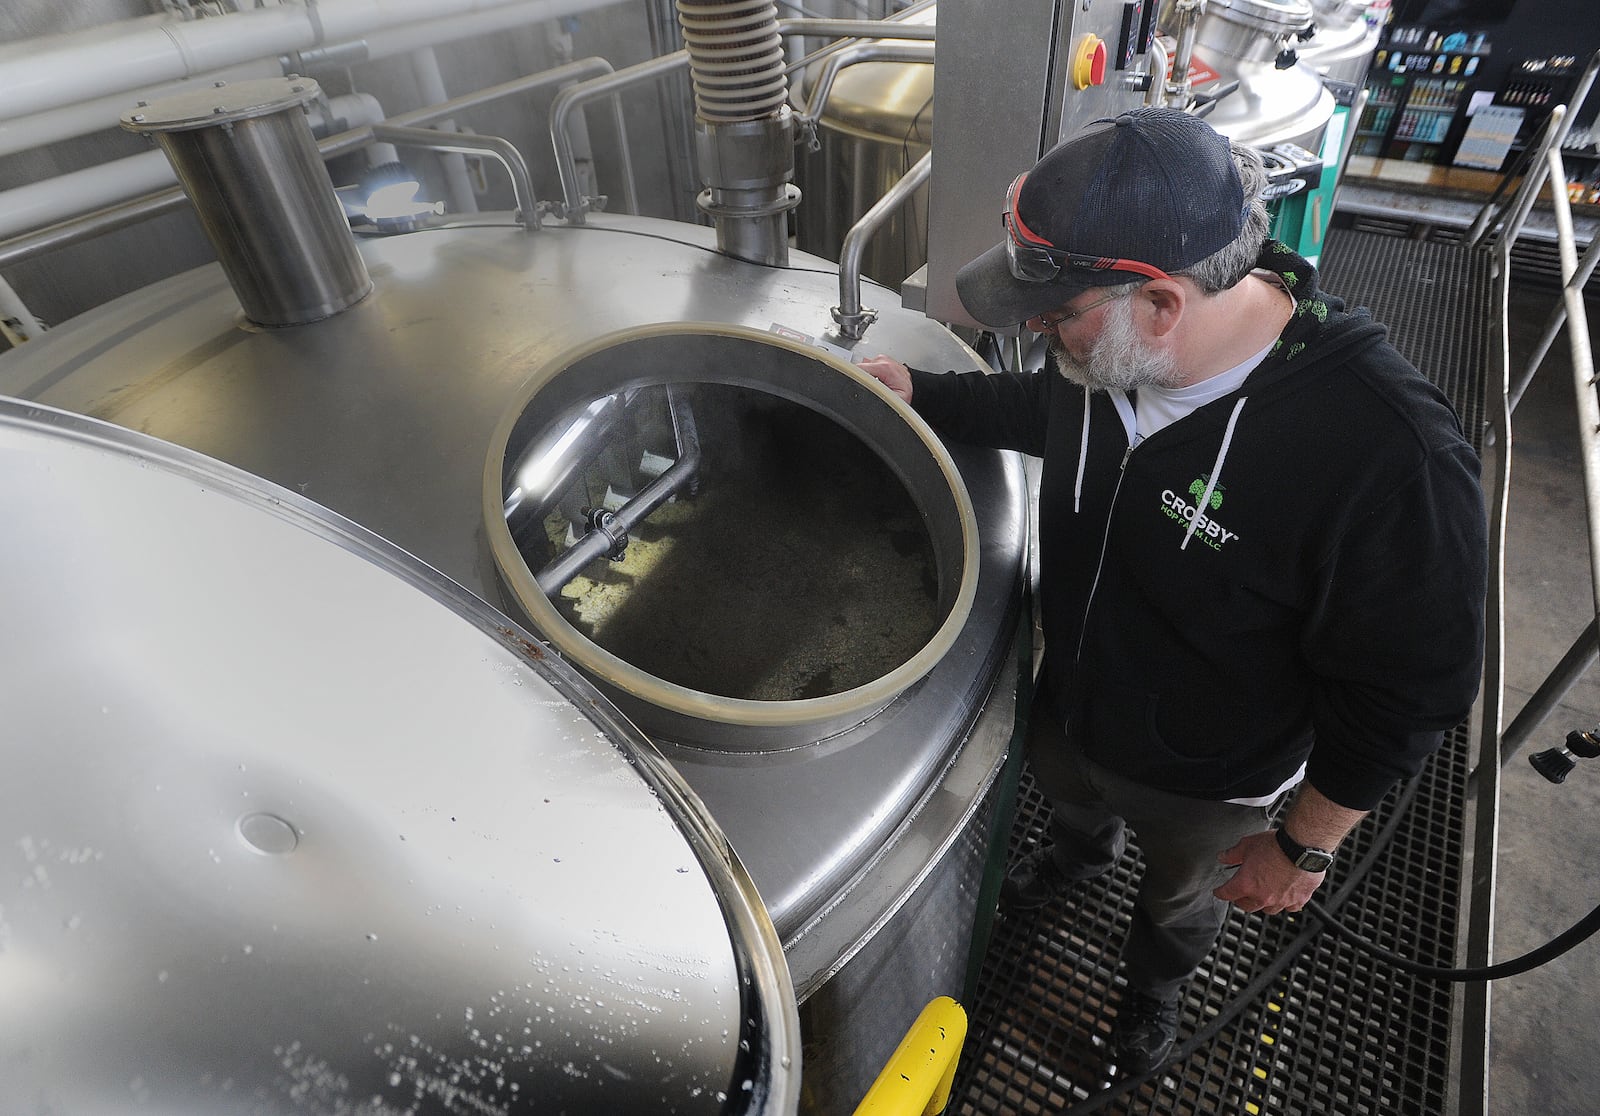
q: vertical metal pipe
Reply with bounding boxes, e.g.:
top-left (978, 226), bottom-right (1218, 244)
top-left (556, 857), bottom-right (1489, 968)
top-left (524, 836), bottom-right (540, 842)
top-left (678, 0), bottom-right (800, 265)
top-left (408, 47), bottom-right (481, 215)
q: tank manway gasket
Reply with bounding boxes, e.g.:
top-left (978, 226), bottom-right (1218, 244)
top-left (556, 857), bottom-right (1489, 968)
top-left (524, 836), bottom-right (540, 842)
top-left (950, 722), bottom-right (1468, 1115)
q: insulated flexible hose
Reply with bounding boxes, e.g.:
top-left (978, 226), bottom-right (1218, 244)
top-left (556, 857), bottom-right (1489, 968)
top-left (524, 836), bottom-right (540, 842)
top-left (675, 0), bottom-right (788, 122)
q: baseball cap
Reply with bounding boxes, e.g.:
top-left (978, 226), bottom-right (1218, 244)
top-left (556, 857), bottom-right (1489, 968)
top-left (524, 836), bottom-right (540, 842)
top-left (955, 107), bottom-right (1247, 328)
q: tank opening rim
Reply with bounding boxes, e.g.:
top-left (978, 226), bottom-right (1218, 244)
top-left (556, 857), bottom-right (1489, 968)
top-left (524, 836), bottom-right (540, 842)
top-left (482, 320), bottom-right (981, 734)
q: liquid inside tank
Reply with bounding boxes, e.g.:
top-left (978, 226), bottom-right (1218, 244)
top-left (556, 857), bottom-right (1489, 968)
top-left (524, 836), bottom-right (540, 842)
top-left (526, 383), bottom-right (941, 701)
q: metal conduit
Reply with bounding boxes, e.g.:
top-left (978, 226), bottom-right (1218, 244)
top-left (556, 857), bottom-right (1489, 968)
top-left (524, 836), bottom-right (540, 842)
top-left (0, 57), bottom-right (622, 271)
top-left (550, 15), bottom-right (935, 221)
top-left (368, 124), bottom-right (539, 228)
top-left (534, 386), bottom-right (701, 595)
top-left (797, 40), bottom-right (935, 131)
top-left (833, 151), bottom-right (932, 342)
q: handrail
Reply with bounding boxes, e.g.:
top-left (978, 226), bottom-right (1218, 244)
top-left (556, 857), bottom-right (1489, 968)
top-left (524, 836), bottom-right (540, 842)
top-left (369, 124), bottom-right (539, 228)
top-left (551, 51), bottom-right (689, 223)
top-left (1541, 143), bottom-right (1600, 615)
top-left (1466, 49), bottom-right (1600, 248)
top-left (798, 40), bottom-right (935, 133)
top-left (1459, 55), bottom-right (1600, 1116)
top-left (832, 150), bottom-right (932, 342)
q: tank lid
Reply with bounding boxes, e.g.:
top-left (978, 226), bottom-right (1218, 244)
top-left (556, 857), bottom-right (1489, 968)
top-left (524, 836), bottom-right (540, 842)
top-left (0, 398), bottom-right (800, 1115)
top-left (1207, 0), bottom-right (1315, 34)
top-left (122, 75), bottom-right (319, 132)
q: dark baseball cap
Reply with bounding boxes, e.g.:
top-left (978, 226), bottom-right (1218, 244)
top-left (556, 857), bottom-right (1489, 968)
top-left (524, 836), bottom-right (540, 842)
top-left (955, 107), bottom-right (1247, 328)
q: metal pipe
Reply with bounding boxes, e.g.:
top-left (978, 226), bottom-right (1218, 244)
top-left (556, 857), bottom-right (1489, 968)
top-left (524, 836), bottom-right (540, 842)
top-left (552, 52), bottom-right (688, 221)
top-left (123, 77), bottom-right (373, 328)
top-left (368, 124), bottom-right (539, 228)
top-left (0, 275), bottom-right (46, 344)
top-left (1509, 232), bottom-right (1600, 413)
top-left (535, 387), bottom-right (701, 595)
top-left (1544, 142), bottom-right (1600, 618)
top-left (0, 61), bottom-right (282, 159)
top-left (0, 190), bottom-right (191, 272)
top-left (1481, 105), bottom-right (1570, 251)
top-left (408, 47), bottom-right (480, 216)
top-left (549, 14), bottom-right (935, 223)
top-left (1145, 33), bottom-right (1170, 106)
top-left (799, 40), bottom-right (935, 128)
top-left (833, 150), bottom-right (932, 342)
top-left (1464, 49), bottom-right (1596, 249)
top-left (1167, 0), bottom-right (1207, 92)
top-left (0, 58), bottom-right (618, 270)
top-left (504, 390), bottom-right (636, 526)
top-left (1457, 236), bottom-right (1512, 1116)
top-left (773, 17), bottom-right (936, 42)
top-left (0, 0), bottom-right (621, 122)
top-left (0, 94), bottom-right (391, 242)
top-left (1497, 618), bottom-right (1600, 765)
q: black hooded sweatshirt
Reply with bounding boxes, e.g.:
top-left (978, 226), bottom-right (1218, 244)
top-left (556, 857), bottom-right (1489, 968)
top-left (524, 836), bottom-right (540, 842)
top-left (907, 242), bottom-right (1487, 811)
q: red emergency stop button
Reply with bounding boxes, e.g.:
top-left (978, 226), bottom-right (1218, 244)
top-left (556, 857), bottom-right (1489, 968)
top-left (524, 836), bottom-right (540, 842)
top-left (1072, 34), bottom-right (1108, 89)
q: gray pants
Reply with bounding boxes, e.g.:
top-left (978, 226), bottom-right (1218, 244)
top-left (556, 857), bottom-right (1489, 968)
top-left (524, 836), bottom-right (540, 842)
top-left (1027, 687), bottom-right (1279, 1002)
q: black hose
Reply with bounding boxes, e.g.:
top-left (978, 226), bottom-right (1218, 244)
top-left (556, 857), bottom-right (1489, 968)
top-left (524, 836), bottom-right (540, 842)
top-left (1053, 778), bottom-right (1426, 1113)
top-left (1303, 894), bottom-right (1600, 981)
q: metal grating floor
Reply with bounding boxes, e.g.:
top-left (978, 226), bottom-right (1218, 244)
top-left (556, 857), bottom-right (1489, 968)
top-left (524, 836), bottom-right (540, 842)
top-left (949, 228), bottom-right (1492, 1115)
top-left (1316, 226), bottom-right (1493, 451)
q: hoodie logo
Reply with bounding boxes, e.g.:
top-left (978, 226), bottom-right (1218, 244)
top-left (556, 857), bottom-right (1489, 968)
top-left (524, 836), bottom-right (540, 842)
top-left (1160, 476), bottom-right (1240, 551)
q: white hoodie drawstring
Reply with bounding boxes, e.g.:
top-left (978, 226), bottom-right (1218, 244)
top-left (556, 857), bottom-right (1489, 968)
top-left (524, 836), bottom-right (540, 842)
top-left (1181, 396), bottom-right (1248, 551)
top-left (1074, 385), bottom-right (1091, 513)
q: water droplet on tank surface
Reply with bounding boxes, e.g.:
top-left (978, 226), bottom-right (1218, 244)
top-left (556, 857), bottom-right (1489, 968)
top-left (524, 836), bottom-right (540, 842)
top-left (366, 932), bottom-right (379, 942)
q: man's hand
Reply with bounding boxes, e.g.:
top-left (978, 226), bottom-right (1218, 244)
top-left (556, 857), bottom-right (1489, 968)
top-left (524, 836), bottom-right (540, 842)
top-left (1213, 830), bottom-right (1325, 915)
top-left (857, 354), bottom-right (913, 403)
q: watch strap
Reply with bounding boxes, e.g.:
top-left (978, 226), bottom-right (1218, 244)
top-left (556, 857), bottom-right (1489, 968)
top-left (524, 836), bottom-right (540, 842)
top-left (1274, 827), bottom-right (1335, 872)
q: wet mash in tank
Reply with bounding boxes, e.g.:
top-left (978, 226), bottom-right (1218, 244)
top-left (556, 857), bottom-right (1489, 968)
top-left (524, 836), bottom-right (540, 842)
top-left (520, 381), bottom-right (944, 702)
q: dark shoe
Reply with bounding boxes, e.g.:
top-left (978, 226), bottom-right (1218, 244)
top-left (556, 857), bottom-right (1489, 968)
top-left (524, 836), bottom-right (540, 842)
top-left (1000, 845), bottom-right (1076, 912)
top-left (1111, 990), bottom-right (1179, 1075)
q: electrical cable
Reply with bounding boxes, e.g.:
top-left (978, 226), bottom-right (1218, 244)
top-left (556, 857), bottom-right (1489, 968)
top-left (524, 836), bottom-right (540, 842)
top-left (1303, 894), bottom-right (1600, 981)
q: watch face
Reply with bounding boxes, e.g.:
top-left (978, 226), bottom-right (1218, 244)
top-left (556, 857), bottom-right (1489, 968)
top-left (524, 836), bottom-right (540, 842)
top-left (1297, 850), bottom-right (1335, 872)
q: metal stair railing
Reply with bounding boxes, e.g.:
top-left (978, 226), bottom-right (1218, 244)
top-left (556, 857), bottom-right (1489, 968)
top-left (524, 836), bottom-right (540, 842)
top-left (1460, 45), bottom-right (1600, 1116)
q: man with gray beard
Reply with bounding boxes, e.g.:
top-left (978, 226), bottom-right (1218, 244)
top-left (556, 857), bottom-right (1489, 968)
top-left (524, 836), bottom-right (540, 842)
top-left (860, 108), bottom-right (1486, 1078)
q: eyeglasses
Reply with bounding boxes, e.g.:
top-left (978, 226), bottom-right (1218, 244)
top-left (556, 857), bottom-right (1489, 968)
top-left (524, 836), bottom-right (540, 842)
top-left (1003, 172), bottom-right (1173, 285)
top-left (1029, 289), bottom-right (1132, 330)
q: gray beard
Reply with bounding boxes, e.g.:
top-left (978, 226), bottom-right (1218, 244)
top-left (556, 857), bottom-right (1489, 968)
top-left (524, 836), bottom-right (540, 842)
top-left (1050, 296), bottom-right (1182, 393)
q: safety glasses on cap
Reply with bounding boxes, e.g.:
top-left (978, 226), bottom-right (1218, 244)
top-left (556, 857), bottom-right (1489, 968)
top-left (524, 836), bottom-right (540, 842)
top-left (1002, 172), bottom-right (1173, 285)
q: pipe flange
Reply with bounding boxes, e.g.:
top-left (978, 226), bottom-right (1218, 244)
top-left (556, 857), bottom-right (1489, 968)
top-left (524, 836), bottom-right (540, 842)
top-left (694, 183), bottom-right (801, 221)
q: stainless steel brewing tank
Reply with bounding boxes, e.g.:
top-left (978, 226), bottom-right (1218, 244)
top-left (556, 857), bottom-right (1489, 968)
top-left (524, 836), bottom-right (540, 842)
top-left (1164, 0), bottom-right (1336, 149)
top-left (0, 398), bottom-right (799, 1114)
top-left (793, 48), bottom-right (933, 288)
top-left (1297, 0), bottom-right (1381, 88)
top-left (0, 215), bottom-right (1028, 1114)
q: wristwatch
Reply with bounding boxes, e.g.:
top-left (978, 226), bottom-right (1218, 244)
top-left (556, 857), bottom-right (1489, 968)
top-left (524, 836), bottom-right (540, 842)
top-left (1274, 828), bottom-right (1335, 872)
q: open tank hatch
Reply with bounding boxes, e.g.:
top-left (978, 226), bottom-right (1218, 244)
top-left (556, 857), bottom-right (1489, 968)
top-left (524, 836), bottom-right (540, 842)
top-left (485, 325), bottom-right (979, 750)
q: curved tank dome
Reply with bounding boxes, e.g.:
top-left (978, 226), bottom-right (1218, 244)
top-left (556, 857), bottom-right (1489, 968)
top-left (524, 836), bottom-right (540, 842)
top-left (0, 398), bottom-right (799, 1115)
